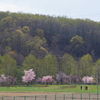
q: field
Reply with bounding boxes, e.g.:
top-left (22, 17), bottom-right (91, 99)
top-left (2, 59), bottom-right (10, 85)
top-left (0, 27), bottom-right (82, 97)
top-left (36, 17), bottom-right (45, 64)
top-left (0, 85), bottom-right (99, 97)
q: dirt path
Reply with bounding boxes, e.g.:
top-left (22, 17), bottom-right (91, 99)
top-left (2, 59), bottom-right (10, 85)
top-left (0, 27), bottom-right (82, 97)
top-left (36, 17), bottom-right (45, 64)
top-left (0, 92), bottom-right (62, 97)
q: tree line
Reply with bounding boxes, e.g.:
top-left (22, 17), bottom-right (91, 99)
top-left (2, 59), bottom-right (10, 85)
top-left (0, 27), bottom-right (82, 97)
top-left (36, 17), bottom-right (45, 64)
top-left (0, 53), bottom-right (100, 83)
top-left (0, 11), bottom-right (100, 82)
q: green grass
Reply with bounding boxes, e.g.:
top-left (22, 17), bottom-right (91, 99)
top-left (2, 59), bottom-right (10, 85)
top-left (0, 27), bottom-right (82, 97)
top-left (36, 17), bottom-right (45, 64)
top-left (0, 85), bottom-right (99, 93)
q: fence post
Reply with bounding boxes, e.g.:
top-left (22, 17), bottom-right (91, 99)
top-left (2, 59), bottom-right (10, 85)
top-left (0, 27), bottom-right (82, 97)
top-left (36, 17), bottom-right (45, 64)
top-left (97, 93), bottom-right (98, 100)
top-left (34, 95), bottom-right (36, 100)
top-left (80, 93), bottom-right (82, 100)
top-left (88, 93), bottom-right (90, 100)
top-left (54, 94), bottom-right (56, 100)
top-left (72, 93), bottom-right (74, 100)
top-left (63, 94), bottom-right (65, 100)
top-left (2, 97), bottom-right (4, 100)
top-left (13, 96), bottom-right (15, 100)
top-left (44, 95), bottom-right (47, 100)
top-left (24, 96), bottom-right (26, 100)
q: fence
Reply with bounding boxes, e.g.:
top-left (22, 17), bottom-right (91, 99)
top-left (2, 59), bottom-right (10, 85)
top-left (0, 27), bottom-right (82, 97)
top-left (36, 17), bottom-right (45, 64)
top-left (0, 93), bottom-right (100, 100)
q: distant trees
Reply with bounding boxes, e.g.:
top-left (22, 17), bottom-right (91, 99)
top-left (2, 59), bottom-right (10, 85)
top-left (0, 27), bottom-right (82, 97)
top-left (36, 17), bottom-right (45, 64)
top-left (1, 11), bottom-right (100, 83)
top-left (56, 71), bottom-right (81, 84)
top-left (0, 74), bottom-right (17, 86)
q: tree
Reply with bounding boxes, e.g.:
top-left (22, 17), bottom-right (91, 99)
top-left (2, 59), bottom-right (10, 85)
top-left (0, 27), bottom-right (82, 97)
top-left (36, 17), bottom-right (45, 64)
top-left (30, 36), bottom-right (47, 59)
top-left (0, 74), bottom-right (17, 86)
top-left (35, 28), bottom-right (45, 39)
top-left (82, 76), bottom-right (94, 84)
top-left (35, 78), bottom-right (42, 84)
top-left (3, 54), bottom-right (17, 76)
top-left (6, 76), bottom-right (17, 86)
top-left (0, 56), bottom-right (5, 75)
top-left (22, 69), bottom-right (36, 85)
top-left (71, 75), bottom-right (81, 84)
top-left (42, 75), bottom-right (53, 86)
top-left (61, 53), bottom-right (77, 75)
top-left (2, 16), bottom-right (12, 29)
top-left (22, 54), bottom-right (37, 71)
top-left (70, 35), bottom-right (84, 49)
top-left (0, 74), bottom-right (6, 85)
top-left (22, 26), bottom-right (30, 34)
top-left (79, 54), bottom-right (94, 77)
top-left (56, 71), bottom-right (71, 84)
top-left (8, 50), bottom-right (24, 65)
top-left (43, 54), bottom-right (58, 76)
top-left (30, 46), bottom-right (48, 59)
top-left (70, 35), bottom-right (84, 57)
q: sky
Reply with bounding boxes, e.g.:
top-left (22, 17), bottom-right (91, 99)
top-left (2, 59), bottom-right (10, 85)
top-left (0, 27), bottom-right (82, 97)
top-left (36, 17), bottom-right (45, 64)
top-left (0, 0), bottom-right (100, 22)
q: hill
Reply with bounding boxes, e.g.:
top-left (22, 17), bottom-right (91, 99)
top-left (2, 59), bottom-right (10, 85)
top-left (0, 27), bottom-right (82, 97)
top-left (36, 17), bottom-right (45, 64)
top-left (0, 11), bottom-right (100, 80)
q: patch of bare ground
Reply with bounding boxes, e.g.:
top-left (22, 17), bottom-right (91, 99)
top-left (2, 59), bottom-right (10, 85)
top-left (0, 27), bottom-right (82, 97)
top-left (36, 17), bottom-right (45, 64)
top-left (0, 92), bottom-right (62, 97)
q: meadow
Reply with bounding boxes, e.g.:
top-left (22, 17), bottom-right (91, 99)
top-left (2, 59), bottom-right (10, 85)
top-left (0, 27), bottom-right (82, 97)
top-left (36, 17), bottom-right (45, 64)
top-left (0, 85), bottom-right (99, 93)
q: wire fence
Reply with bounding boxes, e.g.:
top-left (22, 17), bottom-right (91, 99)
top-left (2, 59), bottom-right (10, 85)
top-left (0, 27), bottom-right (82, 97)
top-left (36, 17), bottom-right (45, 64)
top-left (0, 93), bottom-right (100, 100)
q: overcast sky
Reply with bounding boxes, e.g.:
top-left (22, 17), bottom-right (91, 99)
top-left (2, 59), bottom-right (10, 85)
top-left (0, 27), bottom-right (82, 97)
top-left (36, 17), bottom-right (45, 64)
top-left (0, 0), bottom-right (100, 22)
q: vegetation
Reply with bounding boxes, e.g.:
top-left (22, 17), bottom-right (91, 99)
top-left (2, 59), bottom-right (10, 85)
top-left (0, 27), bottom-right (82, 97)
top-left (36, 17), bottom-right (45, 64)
top-left (0, 11), bottom-right (100, 82)
top-left (0, 85), bottom-right (99, 93)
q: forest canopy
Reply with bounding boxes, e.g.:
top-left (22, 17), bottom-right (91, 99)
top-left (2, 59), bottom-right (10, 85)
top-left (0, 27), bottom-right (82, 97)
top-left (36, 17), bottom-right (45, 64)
top-left (0, 11), bottom-right (100, 81)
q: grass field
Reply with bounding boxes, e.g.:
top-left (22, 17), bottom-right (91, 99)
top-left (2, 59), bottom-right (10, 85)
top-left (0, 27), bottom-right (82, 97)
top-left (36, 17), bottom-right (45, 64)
top-left (0, 84), bottom-right (99, 93)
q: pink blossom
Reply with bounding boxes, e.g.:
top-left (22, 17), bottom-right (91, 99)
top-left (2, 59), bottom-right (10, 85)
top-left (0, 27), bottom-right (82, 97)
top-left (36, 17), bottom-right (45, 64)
top-left (22, 69), bottom-right (36, 83)
top-left (0, 74), bottom-right (7, 83)
top-left (82, 76), bottom-right (94, 84)
top-left (42, 75), bottom-right (53, 84)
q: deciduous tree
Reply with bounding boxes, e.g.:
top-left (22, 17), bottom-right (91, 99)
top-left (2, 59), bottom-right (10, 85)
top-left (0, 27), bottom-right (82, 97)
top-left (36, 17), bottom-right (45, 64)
top-left (22, 69), bottom-right (36, 85)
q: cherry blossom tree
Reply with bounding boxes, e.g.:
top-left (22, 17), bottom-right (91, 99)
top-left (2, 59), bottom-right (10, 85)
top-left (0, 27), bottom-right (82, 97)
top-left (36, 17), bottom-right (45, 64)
top-left (22, 69), bottom-right (36, 85)
top-left (42, 75), bottom-right (53, 86)
top-left (0, 74), bottom-right (7, 85)
top-left (36, 78), bottom-right (42, 84)
top-left (0, 74), bottom-right (17, 86)
top-left (6, 76), bottom-right (17, 86)
top-left (82, 76), bottom-right (94, 84)
top-left (71, 75), bottom-right (81, 84)
top-left (56, 71), bottom-right (70, 84)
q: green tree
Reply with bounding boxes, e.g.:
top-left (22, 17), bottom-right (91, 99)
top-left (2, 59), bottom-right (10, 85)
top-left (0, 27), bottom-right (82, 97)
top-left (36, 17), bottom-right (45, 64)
top-left (42, 54), bottom-right (58, 76)
top-left (3, 54), bottom-right (17, 76)
top-left (79, 54), bottom-right (94, 77)
top-left (30, 36), bottom-right (47, 59)
top-left (70, 35), bottom-right (84, 49)
top-left (61, 53), bottom-right (77, 75)
top-left (22, 54), bottom-right (38, 73)
top-left (70, 35), bottom-right (84, 57)
top-left (0, 55), bottom-right (5, 74)
top-left (35, 28), bottom-right (45, 39)
top-left (94, 59), bottom-right (100, 76)
top-left (22, 26), bottom-right (30, 34)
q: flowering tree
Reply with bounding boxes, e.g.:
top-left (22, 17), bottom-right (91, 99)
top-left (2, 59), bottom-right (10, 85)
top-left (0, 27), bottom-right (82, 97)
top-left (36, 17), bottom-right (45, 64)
top-left (71, 75), bottom-right (80, 84)
top-left (42, 75), bottom-right (53, 86)
top-left (22, 69), bottom-right (36, 85)
top-left (6, 76), bottom-right (17, 86)
top-left (82, 76), bottom-right (94, 84)
top-left (0, 74), bottom-right (17, 86)
top-left (56, 71), bottom-right (70, 84)
top-left (36, 78), bottom-right (42, 84)
top-left (0, 74), bottom-right (7, 85)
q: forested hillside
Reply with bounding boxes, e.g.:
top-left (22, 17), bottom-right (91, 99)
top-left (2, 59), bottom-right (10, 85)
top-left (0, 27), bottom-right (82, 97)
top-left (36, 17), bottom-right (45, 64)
top-left (0, 11), bottom-right (100, 82)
